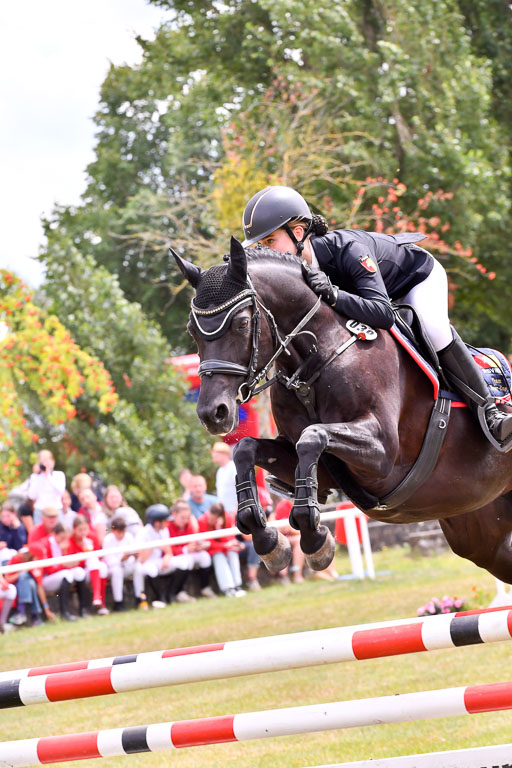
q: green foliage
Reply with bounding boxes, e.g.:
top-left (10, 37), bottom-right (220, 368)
top-left (39, 239), bottom-right (213, 508)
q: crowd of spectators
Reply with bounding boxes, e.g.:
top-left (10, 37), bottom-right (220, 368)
top-left (0, 442), bottom-right (338, 634)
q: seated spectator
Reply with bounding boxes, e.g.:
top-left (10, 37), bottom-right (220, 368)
top-left (5, 544), bottom-right (54, 627)
top-left (18, 500), bottom-right (35, 536)
top-left (0, 501), bottom-right (27, 562)
top-left (272, 499), bottom-right (305, 585)
top-left (187, 475), bottom-right (219, 520)
top-left (102, 517), bottom-right (137, 611)
top-left (77, 488), bottom-right (107, 545)
top-left (103, 486), bottom-right (143, 536)
top-left (168, 500), bottom-right (214, 602)
top-left (41, 523), bottom-right (87, 620)
top-left (59, 490), bottom-right (77, 530)
top-left (70, 472), bottom-right (92, 512)
top-left (27, 450), bottom-right (66, 524)
top-left (28, 506), bottom-right (60, 545)
top-left (198, 503), bottom-right (245, 597)
top-left (0, 573), bottom-right (16, 633)
top-left (133, 504), bottom-right (174, 608)
top-left (211, 442), bottom-right (237, 514)
top-left (69, 515), bottom-right (109, 615)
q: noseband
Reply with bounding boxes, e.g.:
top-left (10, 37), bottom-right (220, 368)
top-left (191, 277), bottom-right (323, 404)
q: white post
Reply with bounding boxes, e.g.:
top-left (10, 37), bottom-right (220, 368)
top-left (359, 514), bottom-right (375, 579)
top-left (343, 509), bottom-right (365, 580)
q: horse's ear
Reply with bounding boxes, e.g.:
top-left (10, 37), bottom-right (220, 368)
top-left (169, 247), bottom-right (203, 288)
top-left (226, 236), bottom-right (247, 284)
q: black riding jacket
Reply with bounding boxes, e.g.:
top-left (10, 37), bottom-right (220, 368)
top-left (311, 229), bottom-right (434, 330)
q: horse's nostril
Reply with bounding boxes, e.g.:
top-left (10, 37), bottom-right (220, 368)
top-left (214, 403), bottom-right (228, 423)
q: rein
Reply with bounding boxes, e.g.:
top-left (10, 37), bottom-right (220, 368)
top-left (192, 279), bottom-right (375, 417)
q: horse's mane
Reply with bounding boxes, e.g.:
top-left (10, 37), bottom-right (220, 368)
top-left (245, 246), bottom-right (302, 270)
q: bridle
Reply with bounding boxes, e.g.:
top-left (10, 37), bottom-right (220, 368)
top-left (191, 276), bottom-right (323, 405)
top-left (191, 276), bottom-right (375, 417)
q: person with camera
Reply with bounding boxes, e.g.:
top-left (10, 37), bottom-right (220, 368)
top-left (27, 450), bottom-right (66, 525)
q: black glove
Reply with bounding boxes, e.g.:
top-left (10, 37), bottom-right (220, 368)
top-left (301, 262), bottom-right (338, 307)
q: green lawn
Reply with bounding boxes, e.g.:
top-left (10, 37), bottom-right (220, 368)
top-left (0, 547), bottom-right (509, 768)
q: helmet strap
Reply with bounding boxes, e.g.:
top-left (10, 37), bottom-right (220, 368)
top-left (284, 221), bottom-right (313, 256)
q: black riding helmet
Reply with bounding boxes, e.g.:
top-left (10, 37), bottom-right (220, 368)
top-left (242, 186), bottom-right (313, 253)
top-left (145, 503), bottom-right (170, 525)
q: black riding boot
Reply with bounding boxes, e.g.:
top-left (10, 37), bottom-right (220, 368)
top-left (58, 578), bottom-right (76, 621)
top-left (439, 330), bottom-right (512, 443)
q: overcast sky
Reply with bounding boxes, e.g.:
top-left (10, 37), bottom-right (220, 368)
top-left (0, 0), bottom-right (166, 286)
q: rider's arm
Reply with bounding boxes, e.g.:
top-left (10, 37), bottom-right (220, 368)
top-left (331, 241), bottom-right (394, 330)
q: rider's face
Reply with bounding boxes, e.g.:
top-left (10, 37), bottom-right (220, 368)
top-left (259, 227), bottom-right (296, 253)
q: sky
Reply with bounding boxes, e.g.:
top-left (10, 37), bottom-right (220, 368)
top-left (0, 0), bottom-right (166, 286)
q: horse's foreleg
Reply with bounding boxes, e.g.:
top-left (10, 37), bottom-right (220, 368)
top-left (233, 437), bottom-right (294, 573)
top-left (292, 417), bottom-right (393, 570)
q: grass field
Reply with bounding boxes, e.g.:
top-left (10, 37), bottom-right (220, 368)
top-left (0, 546), bottom-right (509, 767)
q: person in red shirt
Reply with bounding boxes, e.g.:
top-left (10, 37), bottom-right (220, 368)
top-left (167, 500), bottom-right (213, 602)
top-left (27, 506), bottom-right (59, 545)
top-left (41, 523), bottom-right (88, 620)
top-left (69, 514), bottom-right (109, 615)
top-left (198, 503), bottom-right (245, 597)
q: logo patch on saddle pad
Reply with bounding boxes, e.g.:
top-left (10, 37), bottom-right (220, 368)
top-left (359, 254), bottom-right (377, 273)
top-left (473, 348), bottom-right (512, 402)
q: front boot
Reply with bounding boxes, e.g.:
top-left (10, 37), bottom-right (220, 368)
top-left (439, 329), bottom-right (512, 443)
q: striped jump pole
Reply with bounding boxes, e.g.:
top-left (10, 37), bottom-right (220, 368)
top-left (1, 605), bottom-right (511, 709)
top-left (308, 743), bottom-right (512, 768)
top-left (1, 679), bottom-right (512, 767)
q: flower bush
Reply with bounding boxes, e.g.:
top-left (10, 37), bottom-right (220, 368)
top-left (417, 595), bottom-right (465, 616)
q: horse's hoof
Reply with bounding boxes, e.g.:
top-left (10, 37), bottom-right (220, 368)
top-left (304, 528), bottom-right (336, 571)
top-left (259, 530), bottom-right (292, 573)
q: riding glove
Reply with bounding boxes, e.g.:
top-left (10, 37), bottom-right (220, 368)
top-left (301, 262), bottom-right (339, 307)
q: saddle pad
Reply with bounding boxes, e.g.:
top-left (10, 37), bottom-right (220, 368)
top-left (389, 326), bottom-right (512, 405)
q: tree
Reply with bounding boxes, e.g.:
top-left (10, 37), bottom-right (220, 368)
top-left (0, 271), bottom-right (116, 494)
top-left (39, 240), bottom-right (213, 507)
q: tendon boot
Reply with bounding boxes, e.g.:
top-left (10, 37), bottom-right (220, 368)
top-left (58, 578), bottom-right (76, 622)
top-left (439, 329), bottom-right (512, 443)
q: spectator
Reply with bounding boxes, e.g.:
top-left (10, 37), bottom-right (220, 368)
top-left (0, 573), bottom-right (16, 633)
top-left (70, 472), bottom-right (92, 512)
top-left (18, 500), bottom-right (34, 536)
top-left (102, 517), bottom-right (137, 611)
top-left (198, 503), bottom-right (245, 597)
top-left (272, 499), bottom-right (305, 585)
top-left (168, 500), bottom-right (214, 602)
top-left (178, 469), bottom-right (192, 500)
top-left (211, 442), bottom-right (237, 514)
top-left (28, 506), bottom-right (60, 545)
top-left (69, 515), bottom-right (109, 615)
top-left (59, 490), bottom-right (77, 530)
top-left (133, 504), bottom-right (174, 608)
top-left (103, 486), bottom-right (143, 536)
top-left (5, 544), bottom-right (54, 627)
top-left (0, 501), bottom-right (27, 561)
top-left (41, 523), bottom-right (87, 620)
top-left (27, 450), bottom-right (66, 524)
top-left (77, 488), bottom-right (107, 545)
top-left (187, 475), bottom-right (218, 520)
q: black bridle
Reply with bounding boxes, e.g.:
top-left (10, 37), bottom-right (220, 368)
top-left (191, 276), bottom-right (323, 405)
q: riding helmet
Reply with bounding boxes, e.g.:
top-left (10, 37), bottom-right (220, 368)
top-left (242, 186), bottom-right (312, 246)
top-left (145, 503), bottom-right (170, 525)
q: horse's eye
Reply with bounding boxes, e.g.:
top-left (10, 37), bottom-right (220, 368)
top-left (238, 318), bottom-right (249, 330)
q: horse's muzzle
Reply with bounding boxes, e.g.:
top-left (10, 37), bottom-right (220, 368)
top-left (197, 395), bottom-right (239, 435)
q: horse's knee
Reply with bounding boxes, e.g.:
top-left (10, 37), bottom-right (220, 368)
top-left (296, 425), bottom-right (328, 456)
top-left (233, 436), bottom-right (258, 467)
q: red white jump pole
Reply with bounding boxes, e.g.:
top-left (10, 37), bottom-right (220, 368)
top-left (1, 680), bottom-right (512, 767)
top-left (1, 606), bottom-right (511, 709)
top-left (307, 743), bottom-right (512, 768)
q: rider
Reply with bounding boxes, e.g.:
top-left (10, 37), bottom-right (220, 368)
top-left (242, 185), bottom-right (512, 445)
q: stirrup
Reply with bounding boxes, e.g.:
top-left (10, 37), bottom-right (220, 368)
top-left (477, 404), bottom-right (512, 454)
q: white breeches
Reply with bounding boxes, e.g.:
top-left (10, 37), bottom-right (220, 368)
top-left (0, 583), bottom-right (16, 601)
top-left (174, 551), bottom-right (212, 570)
top-left (42, 568), bottom-right (86, 593)
top-left (399, 257), bottom-right (453, 351)
top-left (108, 559), bottom-right (136, 602)
top-left (85, 558), bottom-right (107, 579)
